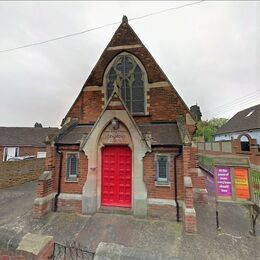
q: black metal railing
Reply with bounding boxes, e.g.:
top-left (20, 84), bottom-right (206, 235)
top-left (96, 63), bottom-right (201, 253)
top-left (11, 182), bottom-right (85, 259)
top-left (251, 170), bottom-right (260, 207)
top-left (51, 241), bottom-right (95, 260)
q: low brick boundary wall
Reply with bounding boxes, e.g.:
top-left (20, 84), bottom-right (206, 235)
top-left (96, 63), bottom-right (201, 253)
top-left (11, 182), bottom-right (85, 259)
top-left (33, 171), bottom-right (55, 218)
top-left (0, 158), bottom-right (44, 189)
top-left (0, 233), bottom-right (54, 260)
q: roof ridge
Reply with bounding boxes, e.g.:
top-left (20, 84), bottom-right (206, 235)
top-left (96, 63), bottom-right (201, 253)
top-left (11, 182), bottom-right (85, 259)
top-left (0, 126), bottom-right (58, 129)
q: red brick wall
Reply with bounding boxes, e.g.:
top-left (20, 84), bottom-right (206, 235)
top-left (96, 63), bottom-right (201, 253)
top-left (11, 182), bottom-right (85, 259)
top-left (67, 85), bottom-right (190, 125)
top-left (148, 204), bottom-right (179, 221)
top-left (52, 145), bottom-right (88, 194)
top-left (34, 170), bottom-right (54, 218)
top-left (65, 22), bottom-right (192, 126)
top-left (19, 146), bottom-right (45, 157)
top-left (68, 90), bottom-right (104, 124)
top-left (199, 142), bottom-right (260, 168)
top-left (149, 86), bottom-right (189, 122)
top-left (0, 158), bottom-right (45, 189)
top-left (57, 199), bottom-right (82, 213)
top-left (190, 146), bottom-right (205, 189)
top-left (33, 201), bottom-right (53, 218)
top-left (0, 238), bottom-right (54, 259)
top-left (143, 148), bottom-right (184, 200)
top-left (36, 178), bottom-right (53, 198)
top-left (80, 90), bottom-right (104, 124)
top-left (0, 252), bottom-right (25, 259)
top-left (0, 146), bottom-right (46, 162)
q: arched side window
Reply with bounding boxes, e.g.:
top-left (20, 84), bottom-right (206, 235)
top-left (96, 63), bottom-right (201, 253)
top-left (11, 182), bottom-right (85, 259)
top-left (106, 55), bottom-right (145, 114)
top-left (240, 135), bottom-right (250, 152)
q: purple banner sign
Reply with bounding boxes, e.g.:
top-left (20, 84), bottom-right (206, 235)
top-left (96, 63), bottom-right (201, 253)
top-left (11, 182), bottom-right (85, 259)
top-left (216, 167), bottom-right (232, 197)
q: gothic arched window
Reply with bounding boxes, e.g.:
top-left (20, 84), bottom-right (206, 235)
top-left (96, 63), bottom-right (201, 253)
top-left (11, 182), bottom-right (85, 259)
top-left (106, 55), bottom-right (145, 114)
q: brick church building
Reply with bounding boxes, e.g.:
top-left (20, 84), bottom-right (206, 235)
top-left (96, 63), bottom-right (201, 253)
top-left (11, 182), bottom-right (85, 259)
top-left (34, 16), bottom-right (206, 233)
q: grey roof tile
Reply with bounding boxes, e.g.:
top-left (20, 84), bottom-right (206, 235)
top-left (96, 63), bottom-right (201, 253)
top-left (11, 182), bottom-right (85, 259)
top-left (0, 127), bottom-right (59, 147)
top-left (216, 104), bottom-right (260, 135)
top-left (56, 122), bottom-right (182, 146)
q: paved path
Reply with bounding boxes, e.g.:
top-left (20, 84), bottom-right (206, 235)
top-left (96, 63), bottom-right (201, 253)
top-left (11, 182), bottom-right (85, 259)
top-left (0, 180), bottom-right (37, 226)
top-left (0, 181), bottom-right (89, 252)
top-left (77, 170), bottom-right (260, 259)
top-left (0, 179), bottom-right (259, 259)
top-left (77, 213), bottom-right (182, 255)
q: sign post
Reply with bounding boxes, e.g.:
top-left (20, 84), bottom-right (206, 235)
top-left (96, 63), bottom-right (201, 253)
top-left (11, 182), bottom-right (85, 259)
top-left (234, 168), bottom-right (250, 200)
top-left (214, 167), bottom-right (232, 230)
top-left (213, 158), bottom-right (254, 233)
top-left (215, 167), bottom-right (232, 199)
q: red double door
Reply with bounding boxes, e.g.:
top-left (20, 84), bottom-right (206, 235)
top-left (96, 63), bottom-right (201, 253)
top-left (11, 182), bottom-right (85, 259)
top-left (101, 146), bottom-right (132, 208)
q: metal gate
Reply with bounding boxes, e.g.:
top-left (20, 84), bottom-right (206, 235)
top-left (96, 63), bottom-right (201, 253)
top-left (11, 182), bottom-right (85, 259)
top-left (51, 242), bottom-right (95, 260)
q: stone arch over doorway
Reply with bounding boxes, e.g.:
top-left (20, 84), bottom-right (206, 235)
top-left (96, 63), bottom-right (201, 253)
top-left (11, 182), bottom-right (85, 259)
top-left (81, 100), bottom-right (151, 217)
top-left (97, 120), bottom-right (134, 210)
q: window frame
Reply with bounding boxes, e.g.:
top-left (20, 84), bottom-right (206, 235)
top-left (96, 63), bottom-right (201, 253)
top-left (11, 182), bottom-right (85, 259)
top-left (155, 154), bottom-right (170, 183)
top-left (3, 147), bottom-right (19, 161)
top-left (105, 53), bottom-right (148, 115)
top-left (66, 152), bottom-right (79, 181)
top-left (240, 135), bottom-right (250, 152)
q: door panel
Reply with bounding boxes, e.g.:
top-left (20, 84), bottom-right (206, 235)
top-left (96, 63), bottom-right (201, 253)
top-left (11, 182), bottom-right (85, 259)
top-left (102, 146), bottom-right (132, 207)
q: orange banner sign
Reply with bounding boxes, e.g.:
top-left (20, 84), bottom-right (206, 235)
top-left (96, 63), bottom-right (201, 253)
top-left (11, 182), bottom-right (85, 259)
top-left (234, 168), bottom-right (250, 200)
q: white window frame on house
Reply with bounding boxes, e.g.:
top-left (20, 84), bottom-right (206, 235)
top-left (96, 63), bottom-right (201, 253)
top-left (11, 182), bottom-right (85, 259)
top-left (3, 147), bottom-right (19, 161)
top-left (240, 135), bottom-right (250, 152)
top-left (66, 152), bottom-right (79, 181)
top-left (155, 154), bottom-right (170, 183)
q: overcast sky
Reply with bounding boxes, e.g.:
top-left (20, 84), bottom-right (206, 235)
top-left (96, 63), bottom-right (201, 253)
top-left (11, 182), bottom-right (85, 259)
top-left (0, 1), bottom-right (259, 127)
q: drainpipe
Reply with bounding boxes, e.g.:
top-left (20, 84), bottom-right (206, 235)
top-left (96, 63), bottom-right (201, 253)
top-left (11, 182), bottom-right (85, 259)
top-left (54, 147), bottom-right (63, 212)
top-left (174, 146), bottom-right (182, 222)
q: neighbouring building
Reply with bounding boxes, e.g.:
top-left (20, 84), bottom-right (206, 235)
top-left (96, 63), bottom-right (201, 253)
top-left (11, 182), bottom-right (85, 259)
top-left (33, 16), bottom-right (206, 233)
top-left (214, 104), bottom-right (260, 146)
top-left (0, 127), bottom-right (58, 161)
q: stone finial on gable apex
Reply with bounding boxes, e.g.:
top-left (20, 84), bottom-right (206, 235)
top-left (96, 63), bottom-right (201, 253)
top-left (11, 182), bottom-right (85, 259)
top-left (122, 15), bottom-right (128, 24)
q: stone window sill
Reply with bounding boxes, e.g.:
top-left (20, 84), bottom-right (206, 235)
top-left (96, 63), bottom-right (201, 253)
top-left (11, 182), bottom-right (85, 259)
top-left (155, 181), bottom-right (170, 187)
top-left (65, 178), bottom-right (78, 183)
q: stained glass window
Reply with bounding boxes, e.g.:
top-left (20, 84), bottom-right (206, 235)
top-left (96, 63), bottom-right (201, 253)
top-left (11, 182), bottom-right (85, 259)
top-left (66, 153), bottom-right (78, 180)
top-left (156, 155), bottom-right (169, 182)
top-left (106, 55), bottom-right (145, 113)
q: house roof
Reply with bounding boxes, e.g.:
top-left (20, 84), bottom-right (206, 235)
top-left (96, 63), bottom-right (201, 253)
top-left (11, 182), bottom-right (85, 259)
top-left (215, 104), bottom-right (260, 135)
top-left (56, 122), bottom-right (182, 146)
top-left (138, 123), bottom-right (182, 146)
top-left (0, 127), bottom-right (59, 147)
top-left (56, 125), bottom-right (93, 144)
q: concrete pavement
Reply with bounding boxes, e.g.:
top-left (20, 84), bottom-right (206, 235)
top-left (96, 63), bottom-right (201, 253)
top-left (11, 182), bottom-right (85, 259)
top-left (0, 179), bottom-right (259, 259)
top-left (0, 181), bottom-right (90, 252)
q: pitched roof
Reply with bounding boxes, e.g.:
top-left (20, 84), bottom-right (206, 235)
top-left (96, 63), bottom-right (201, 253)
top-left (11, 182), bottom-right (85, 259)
top-left (56, 125), bottom-right (92, 144)
top-left (84, 17), bottom-right (166, 87)
top-left (64, 16), bottom-right (191, 122)
top-left (139, 123), bottom-right (182, 146)
top-left (215, 104), bottom-right (260, 135)
top-left (56, 122), bottom-right (182, 146)
top-left (0, 127), bottom-right (59, 147)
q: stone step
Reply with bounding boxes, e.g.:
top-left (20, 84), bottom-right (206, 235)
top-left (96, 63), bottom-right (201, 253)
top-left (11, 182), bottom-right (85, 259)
top-left (98, 206), bottom-right (132, 215)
